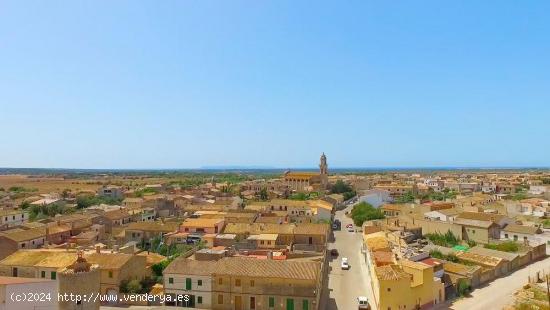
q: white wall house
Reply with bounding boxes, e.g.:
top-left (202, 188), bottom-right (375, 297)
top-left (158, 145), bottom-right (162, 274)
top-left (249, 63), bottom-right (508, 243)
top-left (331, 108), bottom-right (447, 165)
top-left (163, 260), bottom-right (215, 309)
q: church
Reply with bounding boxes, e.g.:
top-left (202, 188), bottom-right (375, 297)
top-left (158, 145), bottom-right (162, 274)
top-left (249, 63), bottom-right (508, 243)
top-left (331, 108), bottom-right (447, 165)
top-left (283, 153), bottom-right (329, 192)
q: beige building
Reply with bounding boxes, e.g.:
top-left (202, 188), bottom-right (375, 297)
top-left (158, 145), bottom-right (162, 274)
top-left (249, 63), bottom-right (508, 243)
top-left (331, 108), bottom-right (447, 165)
top-left (283, 153), bottom-right (329, 192)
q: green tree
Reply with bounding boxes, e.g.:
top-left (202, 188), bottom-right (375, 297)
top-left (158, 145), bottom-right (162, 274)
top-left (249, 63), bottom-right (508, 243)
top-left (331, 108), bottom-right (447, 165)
top-left (20, 201), bottom-right (31, 209)
top-left (395, 191), bottom-right (415, 203)
top-left (124, 279), bottom-right (143, 294)
top-left (259, 188), bottom-right (269, 201)
top-left (350, 202), bottom-right (385, 226)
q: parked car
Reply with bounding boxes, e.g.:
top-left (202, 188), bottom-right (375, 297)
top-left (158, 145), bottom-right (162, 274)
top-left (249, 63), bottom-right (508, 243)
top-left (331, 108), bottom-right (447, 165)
top-left (347, 226), bottom-right (354, 232)
top-left (330, 249), bottom-right (339, 256)
top-left (357, 296), bottom-right (370, 309)
top-left (341, 257), bottom-right (350, 270)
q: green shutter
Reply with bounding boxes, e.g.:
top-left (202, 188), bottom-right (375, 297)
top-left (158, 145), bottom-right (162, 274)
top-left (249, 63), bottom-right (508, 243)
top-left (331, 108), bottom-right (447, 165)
top-left (286, 298), bottom-right (294, 310)
top-left (269, 297), bottom-right (275, 307)
top-left (303, 300), bottom-right (309, 310)
top-left (186, 278), bottom-right (192, 290)
top-left (51, 271), bottom-right (56, 280)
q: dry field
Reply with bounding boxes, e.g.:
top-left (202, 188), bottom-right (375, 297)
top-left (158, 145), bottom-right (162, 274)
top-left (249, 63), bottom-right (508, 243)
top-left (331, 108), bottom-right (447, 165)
top-left (0, 175), bottom-right (102, 193)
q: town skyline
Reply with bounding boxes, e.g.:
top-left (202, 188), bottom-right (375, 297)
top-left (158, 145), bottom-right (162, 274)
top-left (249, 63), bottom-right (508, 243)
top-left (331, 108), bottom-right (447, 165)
top-left (2, 1), bottom-right (550, 169)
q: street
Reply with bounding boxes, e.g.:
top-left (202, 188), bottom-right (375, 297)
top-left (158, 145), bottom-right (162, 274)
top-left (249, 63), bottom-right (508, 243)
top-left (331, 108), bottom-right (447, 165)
top-left (322, 203), bottom-right (377, 310)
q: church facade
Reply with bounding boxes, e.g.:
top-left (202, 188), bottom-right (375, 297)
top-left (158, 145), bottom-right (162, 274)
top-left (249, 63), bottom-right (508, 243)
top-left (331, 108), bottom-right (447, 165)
top-left (283, 153), bottom-right (329, 192)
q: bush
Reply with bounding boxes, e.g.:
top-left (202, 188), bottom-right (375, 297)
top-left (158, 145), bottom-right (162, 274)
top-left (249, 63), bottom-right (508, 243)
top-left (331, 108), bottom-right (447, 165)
top-left (429, 250), bottom-right (459, 263)
top-left (125, 279), bottom-right (142, 294)
top-left (457, 279), bottom-right (471, 296)
top-left (151, 260), bottom-right (169, 278)
top-left (350, 202), bottom-right (384, 226)
top-left (76, 195), bottom-right (122, 209)
top-left (331, 180), bottom-right (356, 201)
top-left (484, 241), bottom-right (519, 253)
top-left (425, 231), bottom-right (460, 247)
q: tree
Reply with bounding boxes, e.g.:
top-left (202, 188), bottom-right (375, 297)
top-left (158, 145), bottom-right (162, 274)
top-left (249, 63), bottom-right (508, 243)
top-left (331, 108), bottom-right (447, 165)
top-left (20, 201), bottom-right (31, 209)
top-left (259, 188), bottom-right (269, 201)
top-left (395, 191), bottom-right (415, 203)
top-left (61, 189), bottom-right (71, 199)
top-left (122, 279), bottom-right (142, 294)
top-left (350, 202), bottom-right (384, 226)
top-left (331, 180), bottom-right (353, 194)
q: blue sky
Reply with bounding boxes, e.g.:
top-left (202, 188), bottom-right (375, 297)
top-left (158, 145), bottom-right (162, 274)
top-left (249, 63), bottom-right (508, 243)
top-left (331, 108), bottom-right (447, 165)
top-left (1, 1), bottom-right (549, 169)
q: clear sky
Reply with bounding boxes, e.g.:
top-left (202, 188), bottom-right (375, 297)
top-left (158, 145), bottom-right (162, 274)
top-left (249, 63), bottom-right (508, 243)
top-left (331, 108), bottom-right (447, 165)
top-left (1, 1), bottom-right (549, 169)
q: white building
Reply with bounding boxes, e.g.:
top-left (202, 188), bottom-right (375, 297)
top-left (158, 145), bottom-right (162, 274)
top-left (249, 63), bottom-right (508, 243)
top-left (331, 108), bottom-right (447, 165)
top-left (423, 209), bottom-right (460, 222)
top-left (358, 189), bottom-right (391, 208)
top-left (0, 276), bottom-right (58, 310)
top-left (163, 258), bottom-right (216, 309)
top-left (0, 210), bottom-right (28, 228)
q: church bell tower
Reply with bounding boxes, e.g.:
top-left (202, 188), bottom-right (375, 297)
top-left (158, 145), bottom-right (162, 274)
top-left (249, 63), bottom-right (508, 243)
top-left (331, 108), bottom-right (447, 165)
top-left (319, 152), bottom-right (328, 175)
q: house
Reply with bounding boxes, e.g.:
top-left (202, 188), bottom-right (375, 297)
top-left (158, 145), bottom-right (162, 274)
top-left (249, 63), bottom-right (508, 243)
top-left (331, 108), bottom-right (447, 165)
top-left (124, 221), bottom-right (180, 247)
top-left (213, 257), bottom-right (322, 310)
top-left (500, 224), bottom-right (548, 247)
top-left (164, 258), bottom-right (218, 308)
top-left (453, 218), bottom-right (500, 244)
top-left (246, 234), bottom-right (279, 249)
top-left (381, 204), bottom-right (405, 217)
top-left (373, 261), bottom-right (444, 310)
top-left (0, 250), bottom-right (76, 280)
top-left (180, 218), bottom-right (225, 234)
top-left (0, 276), bottom-right (58, 310)
top-left (0, 228), bottom-right (46, 259)
top-left (0, 209), bottom-right (28, 228)
top-left (103, 209), bottom-right (132, 231)
top-left (85, 252), bottom-right (148, 295)
top-left (424, 208), bottom-right (460, 222)
top-left (122, 197), bottom-right (144, 209)
top-left (97, 186), bottom-right (123, 199)
top-left (293, 223), bottom-right (330, 246)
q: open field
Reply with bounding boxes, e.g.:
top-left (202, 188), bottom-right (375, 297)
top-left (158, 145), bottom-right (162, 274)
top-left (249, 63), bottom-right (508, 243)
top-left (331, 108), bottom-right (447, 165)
top-left (0, 175), bottom-right (176, 194)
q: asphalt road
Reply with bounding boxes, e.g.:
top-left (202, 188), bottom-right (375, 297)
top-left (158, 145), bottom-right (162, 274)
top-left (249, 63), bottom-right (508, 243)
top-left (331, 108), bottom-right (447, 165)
top-left (322, 204), bottom-right (377, 310)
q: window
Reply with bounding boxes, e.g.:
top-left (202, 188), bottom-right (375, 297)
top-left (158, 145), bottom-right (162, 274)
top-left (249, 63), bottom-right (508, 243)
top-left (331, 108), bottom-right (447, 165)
top-left (269, 297), bottom-right (275, 307)
top-left (235, 279), bottom-right (241, 287)
top-left (185, 278), bottom-right (192, 290)
top-left (51, 271), bottom-right (56, 280)
top-left (303, 300), bottom-right (309, 310)
top-left (168, 277), bottom-right (173, 284)
top-left (250, 280), bottom-right (255, 287)
top-left (505, 234), bottom-right (508, 238)
top-left (250, 296), bottom-right (256, 309)
top-left (41, 271), bottom-right (45, 278)
top-left (218, 278), bottom-right (223, 285)
top-left (198, 279), bottom-right (202, 286)
top-left (387, 288), bottom-right (391, 292)
top-left (108, 271), bottom-right (113, 278)
top-left (218, 294), bottom-right (223, 304)
top-left (197, 296), bottom-right (203, 304)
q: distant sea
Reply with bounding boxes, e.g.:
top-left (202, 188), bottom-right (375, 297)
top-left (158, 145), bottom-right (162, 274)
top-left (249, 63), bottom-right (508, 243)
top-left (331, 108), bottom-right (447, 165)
top-left (0, 166), bottom-right (549, 175)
